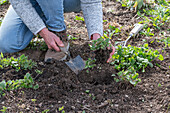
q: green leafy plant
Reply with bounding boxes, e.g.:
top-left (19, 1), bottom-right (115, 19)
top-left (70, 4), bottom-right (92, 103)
top-left (105, 25), bottom-right (121, 38)
top-left (160, 37), bottom-right (170, 48)
top-left (42, 109), bottom-right (50, 113)
top-left (0, 0), bottom-right (7, 5)
top-left (0, 73), bottom-right (39, 97)
top-left (0, 53), bottom-right (37, 71)
top-left (117, 0), bottom-right (151, 11)
top-left (27, 38), bottom-right (48, 51)
top-left (68, 35), bottom-right (79, 40)
top-left (59, 106), bottom-right (65, 113)
top-left (35, 69), bottom-right (43, 75)
top-left (140, 27), bottom-right (154, 36)
top-left (75, 16), bottom-right (85, 22)
top-left (89, 37), bottom-right (111, 51)
top-left (110, 44), bottom-right (162, 86)
top-left (85, 58), bottom-right (96, 69)
top-left (138, 2), bottom-right (170, 30)
top-left (0, 106), bottom-right (7, 113)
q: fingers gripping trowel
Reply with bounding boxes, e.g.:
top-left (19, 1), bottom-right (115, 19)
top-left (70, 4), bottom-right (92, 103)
top-left (60, 47), bottom-right (85, 75)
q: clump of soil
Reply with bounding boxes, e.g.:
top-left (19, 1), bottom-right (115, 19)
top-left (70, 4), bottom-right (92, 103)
top-left (95, 49), bottom-right (111, 64)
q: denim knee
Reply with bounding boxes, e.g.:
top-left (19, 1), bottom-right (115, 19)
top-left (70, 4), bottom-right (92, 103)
top-left (0, 40), bottom-right (14, 53)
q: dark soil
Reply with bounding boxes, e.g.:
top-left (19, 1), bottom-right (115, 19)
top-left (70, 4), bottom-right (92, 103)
top-left (0, 1), bottom-right (170, 113)
top-left (95, 49), bottom-right (111, 64)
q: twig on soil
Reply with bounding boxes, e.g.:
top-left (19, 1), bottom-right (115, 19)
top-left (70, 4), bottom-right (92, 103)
top-left (82, 105), bottom-right (94, 112)
top-left (97, 101), bottom-right (109, 108)
top-left (131, 14), bottom-right (138, 21)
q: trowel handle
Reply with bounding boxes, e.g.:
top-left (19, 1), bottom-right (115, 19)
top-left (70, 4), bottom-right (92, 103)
top-left (59, 47), bottom-right (68, 55)
top-left (130, 24), bottom-right (144, 36)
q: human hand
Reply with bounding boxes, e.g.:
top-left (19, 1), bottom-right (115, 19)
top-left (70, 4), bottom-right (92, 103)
top-left (91, 33), bottom-right (115, 63)
top-left (39, 28), bottom-right (64, 52)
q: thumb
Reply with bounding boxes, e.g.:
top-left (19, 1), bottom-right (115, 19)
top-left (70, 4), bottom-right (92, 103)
top-left (54, 37), bottom-right (64, 47)
top-left (107, 46), bottom-right (115, 63)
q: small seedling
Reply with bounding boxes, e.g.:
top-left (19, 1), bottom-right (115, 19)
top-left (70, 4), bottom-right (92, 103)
top-left (158, 83), bottom-right (161, 87)
top-left (42, 109), bottom-right (49, 113)
top-left (0, 73), bottom-right (39, 97)
top-left (68, 35), bottom-right (79, 40)
top-left (85, 58), bottom-right (96, 69)
top-left (89, 37), bottom-right (111, 51)
top-left (59, 106), bottom-right (65, 113)
top-left (85, 90), bottom-right (90, 94)
top-left (0, 106), bottom-right (7, 113)
top-left (110, 44), bottom-right (161, 86)
top-left (75, 16), bottom-right (84, 22)
top-left (0, 53), bottom-right (37, 71)
top-left (158, 54), bottom-right (164, 61)
top-left (35, 69), bottom-right (43, 75)
top-left (0, 0), bottom-right (7, 5)
top-left (31, 99), bottom-right (37, 103)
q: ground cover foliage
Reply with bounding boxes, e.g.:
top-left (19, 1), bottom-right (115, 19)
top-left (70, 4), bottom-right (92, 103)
top-left (0, 0), bottom-right (170, 112)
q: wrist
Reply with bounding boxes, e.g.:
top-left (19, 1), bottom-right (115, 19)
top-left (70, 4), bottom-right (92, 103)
top-left (39, 27), bottom-right (49, 37)
top-left (91, 33), bottom-right (101, 40)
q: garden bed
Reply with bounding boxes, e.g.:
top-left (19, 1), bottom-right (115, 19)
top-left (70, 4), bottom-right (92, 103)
top-left (0, 0), bottom-right (170, 112)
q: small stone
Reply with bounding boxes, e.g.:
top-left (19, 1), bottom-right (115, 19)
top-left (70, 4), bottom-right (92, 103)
top-left (125, 95), bottom-right (129, 98)
top-left (39, 62), bottom-right (44, 65)
top-left (26, 108), bottom-right (30, 110)
top-left (38, 103), bottom-right (43, 107)
top-left (71, 106), bottom-right (75, 109)
top-left (20, 104), bottom-right (26, 109)
top-left (115, 104), bottom-right (119, 107)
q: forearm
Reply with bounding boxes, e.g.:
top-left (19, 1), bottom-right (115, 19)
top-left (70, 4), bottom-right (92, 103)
top-left (81, 0), bottom-right (103, 39)
top-left (9, 0), bottom-right (46, 35)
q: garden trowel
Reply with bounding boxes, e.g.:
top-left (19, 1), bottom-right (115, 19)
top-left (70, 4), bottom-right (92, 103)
top-left (60, 47), bottom-right (85, 75)
top-left (115, 24), bottom-right (144, 47)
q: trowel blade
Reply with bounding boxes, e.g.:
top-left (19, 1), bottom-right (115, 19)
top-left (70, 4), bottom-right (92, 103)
top-left (65, 55), bottom-right (85, 75)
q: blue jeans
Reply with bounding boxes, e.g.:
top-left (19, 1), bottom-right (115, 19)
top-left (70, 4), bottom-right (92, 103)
top-left (0, 0), bottom-right (81, 53)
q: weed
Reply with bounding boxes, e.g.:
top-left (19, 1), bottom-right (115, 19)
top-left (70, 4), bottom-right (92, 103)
top-left (0, 106), bottom-right (7, 113)
top-left (31, 99), bottom-right (37, 103)
top-left (110, 44), bottom-right (162, 86)
top-left (42, 109), bottom-right (49, 113)
top-left (75, 16), bottom-right (85, 22)
top-left (27, 38), bottom-right (48, 51)
top-left (158, 54), bottom-right (164, 61)
top-left (166, 103), bottom-right (170, 113)
top-left (160, 37), bottom-right (170, 48)
top-left (85, 58), bottom-right (96, 69)
top-left (59, 106), bottom-right (65, 113)
top-left (0, 73), bottom-right (39, 97)
top-left (85, 58), bottom-right (96, 73)
top-left (138, 2), bottom-right (169, 31)
top-left (105, 25), bottom-right (121, 38)
top-left (117, 0), bottom-right (151, 11)
top-left (158, 83), bottom-right (161, 87)
top-left (140, 27), bottom-right (154, 36)
top-left (0, 53), bottom-right (37, 71)
top-left (68, 35), bottom-right (79, 40)
top-left (89, 37), bottom-right (111, 51)
top-left (35, 69), bottom-right (43, 75)
top-left (85, 90), bottom-right (90, 94)
top-left (0, 0), bottom-right (7, 5)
